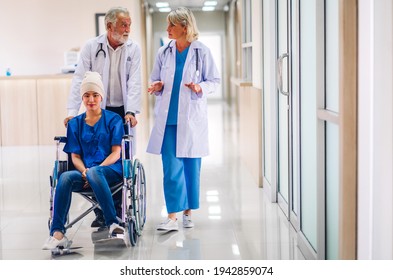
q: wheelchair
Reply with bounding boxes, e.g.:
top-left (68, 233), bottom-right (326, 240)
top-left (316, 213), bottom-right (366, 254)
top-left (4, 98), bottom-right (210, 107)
top-left (48, 123), bottom-right (146, 247)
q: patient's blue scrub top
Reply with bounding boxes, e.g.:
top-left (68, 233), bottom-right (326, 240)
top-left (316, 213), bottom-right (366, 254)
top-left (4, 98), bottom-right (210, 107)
top-left (64, 110), bottom-right (124, 175)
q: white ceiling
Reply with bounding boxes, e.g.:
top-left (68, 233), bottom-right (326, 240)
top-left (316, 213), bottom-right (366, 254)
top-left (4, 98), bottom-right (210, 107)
top-left (145, 0), bottom-right (229, 12)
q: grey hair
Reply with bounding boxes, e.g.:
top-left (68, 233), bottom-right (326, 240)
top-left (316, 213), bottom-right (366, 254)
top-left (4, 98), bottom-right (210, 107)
top-left (105, 7), bottom-right (130, 30)
top-left (167, 7), bottom-right (199, 42)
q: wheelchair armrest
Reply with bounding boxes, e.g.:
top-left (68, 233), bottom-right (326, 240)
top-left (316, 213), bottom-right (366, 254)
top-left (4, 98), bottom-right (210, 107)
top-left (54, 136), bottom-right (67, 143)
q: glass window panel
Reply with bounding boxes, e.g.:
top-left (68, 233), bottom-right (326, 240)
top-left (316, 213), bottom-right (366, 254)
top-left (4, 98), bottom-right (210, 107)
top-left (291, 1), bottom-right (300, 216)
top-left (278, 93), bottom-right (289, 202)
top-left (263, 1), bottom-right (272, 184)
top-left (277, 0), bottom-right (289, 204)
top-left (278, 0), bottom-right (288, 55)
top-left (299, 0), bottom-right (318, 251)
top-left (325, 0), bottom-right (339, 112)
top-left (242, 47), bottom-right (252, 81)
top-left (242, 0), bottom-right (252, 43)
top-left (326, 122), bottom-right (339, 259)
top-left (242, 0), bottom-right (252, 81)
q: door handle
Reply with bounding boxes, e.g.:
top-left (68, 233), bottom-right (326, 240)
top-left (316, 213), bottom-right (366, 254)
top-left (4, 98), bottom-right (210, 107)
top-left (277, 53), bottom-right (289, 96)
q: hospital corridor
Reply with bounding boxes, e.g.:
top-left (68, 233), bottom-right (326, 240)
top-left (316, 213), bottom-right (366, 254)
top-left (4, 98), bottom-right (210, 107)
top-left (0, 100), bottom-right (304, 260)
top-left (1, 0), bottom-right (393, 264)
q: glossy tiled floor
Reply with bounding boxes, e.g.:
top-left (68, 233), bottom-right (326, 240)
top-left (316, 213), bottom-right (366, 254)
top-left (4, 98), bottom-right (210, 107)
top-left (0, 100), bottom-right (305, 260)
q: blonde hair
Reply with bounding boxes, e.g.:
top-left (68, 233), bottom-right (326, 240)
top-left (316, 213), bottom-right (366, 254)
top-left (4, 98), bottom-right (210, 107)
top-left (167, 7), bottom-right (199, 42)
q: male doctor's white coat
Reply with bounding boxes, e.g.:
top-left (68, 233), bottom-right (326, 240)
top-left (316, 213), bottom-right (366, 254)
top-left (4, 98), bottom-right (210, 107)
top-left (147, 40), bottom-right (220, 158)
top-left (67, 33), bottom-right (142, 117)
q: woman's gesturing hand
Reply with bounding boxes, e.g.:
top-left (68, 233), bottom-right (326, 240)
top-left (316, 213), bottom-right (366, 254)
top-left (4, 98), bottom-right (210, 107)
top-left (148, 81), bottom-right (164, 95)
top-left (184, 82), bottom-right (202, 93)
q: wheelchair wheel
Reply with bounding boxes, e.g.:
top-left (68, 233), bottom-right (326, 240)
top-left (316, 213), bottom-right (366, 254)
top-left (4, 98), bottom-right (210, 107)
top-left (48, 160), bottom-right (68, 231)
top-left (132, 159), bottom-right (145, 235)
top-left (138, 163), bottom-right (147, 229)
top-left (128, 218), bottom-right (137, 247)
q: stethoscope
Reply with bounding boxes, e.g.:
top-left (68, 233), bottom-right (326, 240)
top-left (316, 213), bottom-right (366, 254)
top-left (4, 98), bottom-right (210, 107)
top-left (96, 43), bottom-right (106, 58)
top-left (163, 41), bottom-right (200, 77)
top-left (194, 47), bottom-right (200, 77)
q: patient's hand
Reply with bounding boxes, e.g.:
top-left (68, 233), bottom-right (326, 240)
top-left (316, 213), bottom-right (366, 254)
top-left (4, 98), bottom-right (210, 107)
top-left (83, 181), bottom-right (90, 189)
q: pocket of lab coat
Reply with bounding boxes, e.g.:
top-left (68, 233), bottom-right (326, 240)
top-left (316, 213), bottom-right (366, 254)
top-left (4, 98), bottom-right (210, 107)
top-left (188, 98), bottom-right (206, 121)
top-left (190, 90), bottom-right (200, 100)
top-left (126, 60), bottom-right (132, 80)
top-left (154, 95), bottom-right (162, 118)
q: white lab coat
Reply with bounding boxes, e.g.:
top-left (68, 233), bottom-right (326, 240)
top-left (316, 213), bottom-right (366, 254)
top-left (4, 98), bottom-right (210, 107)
top-left (67, 33), bottom-right (142, 117)
top-left (146, 40), bottom-right (220, 157)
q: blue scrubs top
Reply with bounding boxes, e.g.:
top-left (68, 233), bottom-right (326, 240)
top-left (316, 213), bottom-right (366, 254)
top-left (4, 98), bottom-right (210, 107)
top-left (166, 46), bottom-right (190, 125)
top-left (64, 110), bottom-right (124, 175)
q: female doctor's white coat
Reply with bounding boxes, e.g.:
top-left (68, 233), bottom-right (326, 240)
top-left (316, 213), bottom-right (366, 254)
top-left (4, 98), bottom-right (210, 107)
top-left (146, 40), bottom-right (220, 158)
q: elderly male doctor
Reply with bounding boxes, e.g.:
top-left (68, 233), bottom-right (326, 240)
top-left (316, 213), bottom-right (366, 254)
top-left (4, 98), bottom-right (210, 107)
top-left (147, 7), bottom-right (220, 231)
top-left (65, 7), bottom-right (141, 126)
top-left (64, 7), bottom-right (141, 228)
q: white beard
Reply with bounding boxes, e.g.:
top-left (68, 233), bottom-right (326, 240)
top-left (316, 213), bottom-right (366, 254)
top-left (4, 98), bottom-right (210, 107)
top-left (112, 31), bottom-right (129, 45)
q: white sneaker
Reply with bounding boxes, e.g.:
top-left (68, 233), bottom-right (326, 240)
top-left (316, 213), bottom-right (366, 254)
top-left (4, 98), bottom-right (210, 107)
top-left (183, 214), bottom-right (194, 228)
top-left (42, 236), bottom-right (69, 250)
top-left (156, 218), bottom-right (179, 231)
top-left (109, 223), bottom-right (125, 238)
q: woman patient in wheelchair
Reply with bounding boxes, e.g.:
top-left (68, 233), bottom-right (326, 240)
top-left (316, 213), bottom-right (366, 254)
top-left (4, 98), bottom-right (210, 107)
top-left (43, 71), bottom-right (125, 250)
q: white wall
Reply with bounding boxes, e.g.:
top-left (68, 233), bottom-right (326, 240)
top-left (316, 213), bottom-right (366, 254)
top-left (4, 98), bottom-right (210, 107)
top-left (358, 0), bottom-right (393, 259)
top-left (0, 0), bottom-right (143, 76)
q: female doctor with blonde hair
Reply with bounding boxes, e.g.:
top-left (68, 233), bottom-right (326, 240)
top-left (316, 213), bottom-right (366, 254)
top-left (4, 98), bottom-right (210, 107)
top-left (147, 7), bottom-right (220, 231)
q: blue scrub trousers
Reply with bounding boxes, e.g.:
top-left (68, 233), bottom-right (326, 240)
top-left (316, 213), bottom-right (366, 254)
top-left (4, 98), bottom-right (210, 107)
top-left (50, 166), bottom-right (122, 236)
top-left (161, 125), bottom-right (201, 213)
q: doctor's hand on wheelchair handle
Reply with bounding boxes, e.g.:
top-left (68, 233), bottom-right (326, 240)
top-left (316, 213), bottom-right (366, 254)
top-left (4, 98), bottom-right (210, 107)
top-left (125, 114), bottom-right (137, 127)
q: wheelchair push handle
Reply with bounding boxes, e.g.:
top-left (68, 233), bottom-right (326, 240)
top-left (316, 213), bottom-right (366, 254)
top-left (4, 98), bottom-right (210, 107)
top-left (122, 120), bottom-right (134, 160)
top-left (122, 121), bottom-right (133, 140)
top-left (54, 136), bottom-right (67, 143)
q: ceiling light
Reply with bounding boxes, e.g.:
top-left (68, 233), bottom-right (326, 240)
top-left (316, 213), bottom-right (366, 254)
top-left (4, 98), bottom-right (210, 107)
top-left (206, 190), bottom-right (219, 195)
top-left (202, 6), bottom-right (215, 11)
top-left (156, 2), bottom-right (169, 8)
top-left (159, 7), bottom-right (171, 12)
top-left (204, 1), bottom-right (218, 6)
